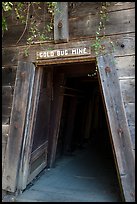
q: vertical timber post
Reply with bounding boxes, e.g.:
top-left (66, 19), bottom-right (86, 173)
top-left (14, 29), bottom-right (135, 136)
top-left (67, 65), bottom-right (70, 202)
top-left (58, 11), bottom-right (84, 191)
top-left (54, 2), bottom-right (69, 43)
top-left (2, 62), bottom-right (35, 193)
top-left (96, 50), bottom-right (135, 202)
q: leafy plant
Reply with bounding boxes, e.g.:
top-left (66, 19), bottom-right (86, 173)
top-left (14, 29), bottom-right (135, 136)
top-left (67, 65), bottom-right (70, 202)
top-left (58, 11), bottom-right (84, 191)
top-left (2, 2), bottom-right (57, 43)
top-left (2, 2), bottom-right (13, 32)
top-left (92, 2), bottom-right (115, 56)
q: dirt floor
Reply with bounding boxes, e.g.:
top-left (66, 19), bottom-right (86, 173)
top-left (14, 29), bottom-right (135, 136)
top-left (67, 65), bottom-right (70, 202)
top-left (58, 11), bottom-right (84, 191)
top-left (15, 138), bottom-right (122, 202)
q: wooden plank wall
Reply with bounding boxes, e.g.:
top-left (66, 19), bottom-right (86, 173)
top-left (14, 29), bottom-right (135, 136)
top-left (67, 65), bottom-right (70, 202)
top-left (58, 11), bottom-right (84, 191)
top-left (2, 2), bottom-right (135, 190)
top-left (2, 66), bottom-right (17, 171)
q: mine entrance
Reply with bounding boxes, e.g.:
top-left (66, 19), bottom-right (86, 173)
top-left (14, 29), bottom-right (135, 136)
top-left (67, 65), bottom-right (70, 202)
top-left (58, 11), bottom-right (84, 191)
top-left (52, 62), bottom-right (122, 202)
top-left (56, 67), bottom-right (110, 160)
top-left (16, 61), bottom-right (122, 202)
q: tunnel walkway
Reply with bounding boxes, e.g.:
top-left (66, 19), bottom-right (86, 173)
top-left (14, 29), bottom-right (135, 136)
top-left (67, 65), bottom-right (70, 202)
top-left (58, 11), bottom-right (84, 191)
top-left (16, 139), bottom-right (122, 202)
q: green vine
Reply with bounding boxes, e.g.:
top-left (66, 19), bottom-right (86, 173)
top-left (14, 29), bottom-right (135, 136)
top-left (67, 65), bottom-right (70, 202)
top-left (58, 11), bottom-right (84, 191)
top-left (2, 2), bottom-right (57, 56)
top-left (89, 2), bottom-right (115, 77)
top-left (2, 2), bottom-right (115, 58)
top-left (2, 2), bottom-right (13, 32)
top-left (92, 2), bottom-right (115, 57)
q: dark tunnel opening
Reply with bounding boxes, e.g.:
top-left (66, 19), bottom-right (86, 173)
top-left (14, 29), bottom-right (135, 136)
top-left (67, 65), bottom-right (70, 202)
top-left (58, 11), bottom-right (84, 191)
top-left (56, 74), bottom-right (113, 160)
top-left (54, 64), bottom-right (122, 201)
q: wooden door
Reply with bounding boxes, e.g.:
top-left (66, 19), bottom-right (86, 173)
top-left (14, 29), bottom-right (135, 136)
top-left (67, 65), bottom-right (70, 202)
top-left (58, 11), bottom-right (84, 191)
top-left (96, 53), bottom-right (135, 202)
top-left (27, 68), bottom-right (52, 184)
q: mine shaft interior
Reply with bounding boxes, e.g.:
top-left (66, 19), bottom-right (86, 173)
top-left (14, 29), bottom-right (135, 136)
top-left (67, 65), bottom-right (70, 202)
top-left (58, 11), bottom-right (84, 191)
top-left (55, 62), bottom-right (115, 162)
top-left (53, 62), bottom-right (122, 201)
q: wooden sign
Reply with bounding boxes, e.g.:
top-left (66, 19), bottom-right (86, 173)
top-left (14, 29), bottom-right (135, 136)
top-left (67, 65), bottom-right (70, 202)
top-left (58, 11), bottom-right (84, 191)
top-left (36, 47), bottom-right (91, 60)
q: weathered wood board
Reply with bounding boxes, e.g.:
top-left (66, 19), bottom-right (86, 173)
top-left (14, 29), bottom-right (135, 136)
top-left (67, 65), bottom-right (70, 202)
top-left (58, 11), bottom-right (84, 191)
top-left (2, 125), bottom-right (9, 172)
top-left (113, 33), bottom-right (135, 56)
top-left (124, 103), bottom-right (135, 127)
top-left (26, 68), bottom-right (52, 187)
top-left (2, 105), bottom-right (11, 125)
top-left (2, 5), bottom-right (135, 46)
top-left (17, 67), bottom-right (43, 190)
top-left (2, 86), bottom-right (14, 106)
top-left (69, 9), bottom-right (135, 38)
top-left (2, 2), bottom-right (135, 200)
top-left (2, 48), bottom-right (19, 66)
top-left (120, 79), bottom-right (135, 103)
top-left (69, 2), bottom-right (135, 18)
top-left (124, 102), bottom-right (135, 151)
top-left (2, 33), bottom-right (135, 67)
top-left (2, 21), bottom-right (53, 46)
top-left (2, 2), bottom-right (135, 46)
top-left (115, 56), bottom-right (135, 78)
top-left (54, 2), bottom-right (69, 43)
top-left (128, 125), bottom-right (135, 151)
top-left (2, 61), bottom-right (35, 192)
top-left (14, 34), bottom-right (137, 64)
top-left (97, 53), bottom-right (135, 202)
top-left (2, 67), bottom-right (17, 86)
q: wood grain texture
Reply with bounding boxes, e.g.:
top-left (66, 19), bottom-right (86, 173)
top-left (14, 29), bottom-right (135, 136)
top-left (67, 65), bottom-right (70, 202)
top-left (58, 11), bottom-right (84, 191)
top-left (2, 32), bottom-right (134, 67)
top-left (2, 48), bottom-right (19, 66)
top-left (2, 143), bottom-right (7, 172)
top-left (2, 61), bottom-right (35, 192)
top-left (113, 33), bottom-right (135, 57)
top-left (2, 21), bottom-right (53, 47)
top-left (2, 117), bottom-right (10, 125)
top-left (124, 103), bottom-right (135, 127)
top-left (2, 67), bottom-right (17, 86)
top-left (17, 33), bottom-right (134, 64)
top-left (2, 105), bottom-right (12, 125)
top-left (2, 86), bottom-right (14, 106)
top-left (2, 24), bottom-right (29, 46)
top-left (107, 2), bottom-right (135, 12)
top-left (128, 125), bottom-right (135, 150)
top-left (69, 9), bottom-right (135, 39)
top-left (2, 125), bottom-right (9, 173)
top-left (120, 79), bottom-right (135, 103)
top-left (2, 125), bottom-right (9, 143)
top-left (54, 2), bottom-right (69, 43)
top-left (69, 2), bottom-right (135, 18)
top-left (97, 53), bottom-right (135, 202)
top-left (25, 68), bottom-right (52, 187)
top-left (115, 56), bottom-right (135, 78)
top-left (17, 68), bottom-right (42, 190)
top-left (124, 103), bottom-right (135, 150)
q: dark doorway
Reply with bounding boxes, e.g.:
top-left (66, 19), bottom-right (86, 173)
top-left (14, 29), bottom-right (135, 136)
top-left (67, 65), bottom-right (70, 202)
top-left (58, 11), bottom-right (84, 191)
top-left (16, 62), bottom-right (122, 202)
top-left (53, 62), bottom-right (122, 201)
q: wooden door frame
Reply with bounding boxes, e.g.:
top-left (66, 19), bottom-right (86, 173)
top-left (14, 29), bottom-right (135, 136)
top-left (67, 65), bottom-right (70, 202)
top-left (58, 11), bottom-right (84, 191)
top-left (34, 55), bottom-right (134, 202)
top-left (2, 50), bottom-right (134, 201)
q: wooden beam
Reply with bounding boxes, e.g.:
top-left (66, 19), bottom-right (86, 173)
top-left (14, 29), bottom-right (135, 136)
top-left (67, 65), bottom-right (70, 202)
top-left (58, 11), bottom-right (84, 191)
top-left (54, 2), bottom-right (69, 43)
top-left (2, 61), bottom-right (35, 192)
top-left (48, 72), bottom-right (65, 167)
top-left (60, 85), bottom-right (84, 93)
top-left (97, 52), bottom-right (135, 202)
